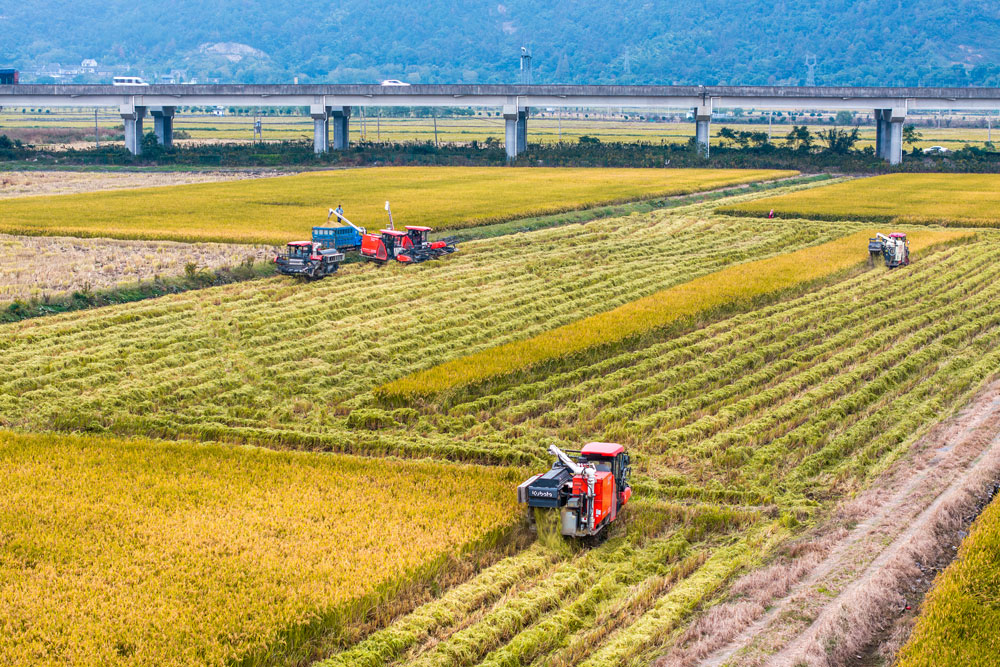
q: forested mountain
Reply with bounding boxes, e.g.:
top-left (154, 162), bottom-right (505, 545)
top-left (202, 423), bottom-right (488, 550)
top-left (5, 0), bottom-right (1000, 87)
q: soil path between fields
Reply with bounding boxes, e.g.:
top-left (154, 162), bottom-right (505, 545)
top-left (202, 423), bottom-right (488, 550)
top-left (663, 379), bottom-right (1000, 667)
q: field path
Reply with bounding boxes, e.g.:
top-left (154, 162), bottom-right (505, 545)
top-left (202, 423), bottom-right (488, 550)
top-left (673, 379), bottom-right (1000, 667)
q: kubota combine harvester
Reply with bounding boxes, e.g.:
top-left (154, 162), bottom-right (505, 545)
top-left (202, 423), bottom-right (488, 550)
top-left (518, 443), bottom-right (632, 544)
top-left (868, 232), bottom-right (910, 268)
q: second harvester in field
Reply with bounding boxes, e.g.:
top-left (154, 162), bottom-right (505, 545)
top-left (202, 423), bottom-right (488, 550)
top-left (868, 232), bottom-right (910, 268)
top-left (518, 443), bottom-right (632, 545)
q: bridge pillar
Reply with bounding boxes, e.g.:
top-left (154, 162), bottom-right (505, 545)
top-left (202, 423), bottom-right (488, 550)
top-left (331, 106), bottom-right (351, 150)
top-left (694, 106), bottom-right (711, 157)
top-left (121, 105), bottom-right (147, 155)
top-left (503, 106), bottom-right (528, 160)
top-left (887, 108), bottom-right (905, 165)
top-left (874, 108), bottom-right (889, 159)
top-left (311, 105), bottom-right (330, 154)
top-left (150, 106), bottom-right (175, 148)
top-left (516, 108), bottom-right (528, 154)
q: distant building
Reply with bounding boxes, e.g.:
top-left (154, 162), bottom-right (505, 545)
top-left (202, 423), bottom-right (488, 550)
top-left (81, 59), bottom-right (97, 72)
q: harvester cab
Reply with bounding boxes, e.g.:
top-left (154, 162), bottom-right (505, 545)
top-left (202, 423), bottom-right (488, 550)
top-left (275, 241), bottom-right (345, 279)
top-left (868, 232), bottom-right (910, 268)
top-left (361, 229), bottom-right (415, 263)
top-left (518, 443), bottom-right (632, 544)
top-left (405, 225), bottom-right (459, 258)
top-left (361, 226), bottom-right (459, 264)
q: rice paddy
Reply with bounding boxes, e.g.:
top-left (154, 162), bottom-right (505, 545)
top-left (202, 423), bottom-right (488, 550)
top-left (0, 166), bottom-right (794, 245)
top-left (721, 173), bottom-right (1000, 227)
top-left (2, 172), bottom-right (999, 665)
top-left (897, 493), bottom-right (1000, 666)
top-left (0, 431), bottom-right (518, 667)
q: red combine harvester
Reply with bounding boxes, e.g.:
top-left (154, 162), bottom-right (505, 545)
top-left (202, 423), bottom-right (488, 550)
top-left (518, 443), bottom-right (632, 544)
top-left (360, 226), bottom-right (458, 264)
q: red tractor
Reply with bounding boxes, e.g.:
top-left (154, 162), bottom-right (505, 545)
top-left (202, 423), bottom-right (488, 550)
top-left (359, 226), bottom-right (458, 264)
top-left (518, 443), bottom-right (632, 544)
top-left (274, 241), bottom-right (345, 279)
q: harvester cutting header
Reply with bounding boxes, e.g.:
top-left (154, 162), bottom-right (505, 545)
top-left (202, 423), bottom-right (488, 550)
top-left (518, 443), bottom-right (632, 544)
top-left (275, 203), bottom-right (458, 279)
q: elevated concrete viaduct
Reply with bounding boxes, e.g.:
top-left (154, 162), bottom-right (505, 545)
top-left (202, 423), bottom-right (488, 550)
top-left (5, 84), bottom-right (1000, 164)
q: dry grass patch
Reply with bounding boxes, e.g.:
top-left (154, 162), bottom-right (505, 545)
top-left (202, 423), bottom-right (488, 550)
top-left (0, 233), bottom-right (273, 304)
top-left (0, 169), bottom-right (277, 198)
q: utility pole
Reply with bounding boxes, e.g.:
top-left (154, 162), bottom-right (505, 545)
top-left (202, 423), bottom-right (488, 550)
top-left (377, 107), bottom-right (381, 142)
top-left (94, 108), bottom-right (100, 147)
top-left (805, 54), bottom-right (817, 87)
top-left (520, 47), bottom-right (532, 85)
top-left (433, 109), bottom-right (439, 147)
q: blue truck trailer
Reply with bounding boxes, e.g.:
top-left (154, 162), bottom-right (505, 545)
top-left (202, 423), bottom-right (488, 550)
top-left (312, 225), bottom-right (364, 250)
top-left (312, 209), bottom-right (367, 250)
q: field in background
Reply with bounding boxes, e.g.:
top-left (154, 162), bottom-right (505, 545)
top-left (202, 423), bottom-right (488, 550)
top-left (722, 173), bottom-right (1000, 227)
top-left (2, 108), bottom-right (996, 150)
top-left (0, 166), bottom-right (794, 244)
top-left (898, 493), bottom-right (1000, 666)
top-left (0, 233), bottom-right (272, 305)
top-left (0, 431), bottom-right (517, 667)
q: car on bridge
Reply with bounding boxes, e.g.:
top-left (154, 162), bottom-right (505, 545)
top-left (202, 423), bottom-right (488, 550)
top-left (380, 79), bottom-right (410, 86)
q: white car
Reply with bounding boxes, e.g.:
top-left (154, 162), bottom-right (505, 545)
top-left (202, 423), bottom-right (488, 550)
top-left (380, 79), bottom-right (410, 86)
top-left (926, 145), bottom-right (949, 154)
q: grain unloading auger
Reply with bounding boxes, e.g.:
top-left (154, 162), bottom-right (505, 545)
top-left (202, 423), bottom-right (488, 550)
top-left (518, 443), bottom-right (632, 544)
top-left (868, 232), bottom-right (910, 268)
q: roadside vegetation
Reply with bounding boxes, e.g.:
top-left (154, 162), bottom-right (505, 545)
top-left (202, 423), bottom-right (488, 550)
top-left (0, 166), bottom-right (794, 244)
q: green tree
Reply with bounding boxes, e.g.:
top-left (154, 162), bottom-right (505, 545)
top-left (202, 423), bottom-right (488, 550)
top-left (903, 124), bottom-right (923, 146)
top-left (784, 125), bottom-right (814, 151)
top-left (820, 127), bottom-right (861, 153)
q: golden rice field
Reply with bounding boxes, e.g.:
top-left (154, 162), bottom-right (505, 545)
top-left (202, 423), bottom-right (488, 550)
top-left (898, 493), bottom-right (1000, 667)
top-left (721, 173), bottom-right (1000, 227)
top-left (3, 108), bottom-right (996, 149)
top-left (380, 228), bottom-right (970, 400)
top-left (0, 191), bottom-right (853, 464)
top-left (0, 430), bottom-right (517, 667)
top-left (4, 175), bottom-right (1000, 664)
top-left (0, 166), bottom-right (794, 245)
